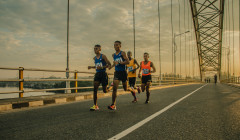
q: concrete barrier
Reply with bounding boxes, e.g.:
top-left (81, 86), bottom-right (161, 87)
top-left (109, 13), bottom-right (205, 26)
top-left (0, 104), bottom-right (12, 111)
top-left (55, 98), bottom-right (67, 104)
top-left (84, 94), bottom-right (93, 99)
top-left (29, 101), bottom-right (43, 107)
top-left (75, 96), bottom-right (84, 101)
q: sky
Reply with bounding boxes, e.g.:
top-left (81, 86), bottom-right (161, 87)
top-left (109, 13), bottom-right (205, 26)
top-left (0, 0), bottom-right (239, 79)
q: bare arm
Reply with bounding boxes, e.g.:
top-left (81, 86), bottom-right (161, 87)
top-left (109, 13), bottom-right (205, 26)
top-left (102, 54), bottom-right (111, 69)
top-left (119, 51), bottom-right (129, 65)
top-left (138, 62), bottom-right (142, 78)
top-left (134, 59), bottom-right (140, 70)
top-left (88, 57), bottom-right (96, 69)
top-left (150, 62), bottom-right (156, 73)
top-left (109, 54), bottom-right (115, 70)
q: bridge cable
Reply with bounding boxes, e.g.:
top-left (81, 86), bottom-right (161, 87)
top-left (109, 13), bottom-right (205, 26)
top-left (232, 0), bottom-right (235, 76)
top-left (188, 0), bottom-right (190, 77)
top-left (239, 0), bottom-right (240, 76)
top-left (171, 0), bottom-right (174, 77)
top-left (228, 0), bottom-right (231, 77)
top-left (158, 0), bottom-right (162, 81)
top-left (226, 0), bottom-right (230, 79)
top-left (191, 9), bottom-right (194, 78)
top-left (178, 0), bottom-right (181, 77)
top-left (184, 0), bottom-right (187, 77)
top-left (133, 0), bottom-right (136, 58)
top-left (224, 1), bottom-right (227, 77)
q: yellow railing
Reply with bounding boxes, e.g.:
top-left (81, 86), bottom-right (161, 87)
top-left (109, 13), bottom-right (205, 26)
top-left (0, 67), bottom-right (200, 98)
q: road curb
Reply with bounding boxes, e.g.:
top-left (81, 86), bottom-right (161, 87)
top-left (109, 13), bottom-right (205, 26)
top-left (0, 104), bottom-right (12, 111)
top-left (29, 101), bottom-right (44, 107)
top-left (55, 98), bottom-right (67, 104)
top-left (0, 83), bottom-right (199, 112)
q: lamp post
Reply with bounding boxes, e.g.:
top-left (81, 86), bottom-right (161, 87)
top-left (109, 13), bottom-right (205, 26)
top-left (66, 0), bottom-right (71, 93)
top-left (173, 31), bottom-right (190, 80)
top-left (222, 46), bottom-right (230, 79)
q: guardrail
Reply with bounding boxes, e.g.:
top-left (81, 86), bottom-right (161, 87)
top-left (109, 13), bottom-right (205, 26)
top-left (0, 67), bottom-right (200, 98)
top-left (221, 76), bottom-right (240, 84)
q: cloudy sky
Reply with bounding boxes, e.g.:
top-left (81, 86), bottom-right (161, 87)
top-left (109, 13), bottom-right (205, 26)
top-left (0, 0), bottom-right (239, 78)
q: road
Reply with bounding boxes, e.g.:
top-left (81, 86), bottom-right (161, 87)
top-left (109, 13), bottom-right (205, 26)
top-left (0, 84), bottom-right (240, 140)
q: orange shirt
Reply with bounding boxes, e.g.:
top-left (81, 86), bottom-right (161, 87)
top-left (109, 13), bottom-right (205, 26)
top-left (141, 61), bottom-right (151, 76)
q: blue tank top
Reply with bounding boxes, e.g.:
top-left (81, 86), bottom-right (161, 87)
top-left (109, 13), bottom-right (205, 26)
top-left (95, 54), bottom-right (106, 72)
top-left (114, 51), bottom-right (126, 71)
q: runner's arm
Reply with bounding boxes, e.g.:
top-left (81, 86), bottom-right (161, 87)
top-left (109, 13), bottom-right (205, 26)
top-left (109, 54), bottom-right (115, 70)
top-left (133, 59), bottom-right (140, 71)
top-left (102, 54), bottom-right (112, 69)
top-left (88, 57), bottom-right (96, 69)
top-left (138, 62), bottom-right (142, 78)
top-left (150, 62), bottom-right (156, 73)
top-left (119, 51), bottom-right (129, 65)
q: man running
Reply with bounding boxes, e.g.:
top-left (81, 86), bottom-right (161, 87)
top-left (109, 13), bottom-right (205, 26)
top-left (214, 74), bottom-right (217, 85)
top-left (108, 41), bottom-right (129, 110)
top-left (127, 51), bottom-right (140, 102)
top-left (138, 52), bottom-right (156, 104)
top-left (88, 44), bottom-right (111, 111)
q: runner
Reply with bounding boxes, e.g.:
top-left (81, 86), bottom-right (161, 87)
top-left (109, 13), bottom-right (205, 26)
top-left (138, 52), bottom-right (156, 104)
top-left (88, 44), bottom-right (111, 111)
top-left (126, 51), bottom-right (140, 102)
top-left (214, 74), bottom-right (217, 85)
top-left (108, 41), bottom-right (129, 110)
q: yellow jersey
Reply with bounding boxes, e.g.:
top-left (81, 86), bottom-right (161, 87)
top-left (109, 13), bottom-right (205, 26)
top-left (127, 59), bottom-right (136, 77)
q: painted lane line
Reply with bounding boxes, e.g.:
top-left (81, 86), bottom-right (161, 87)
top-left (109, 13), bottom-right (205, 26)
top-left (108, 84), bottom-right (207, 140)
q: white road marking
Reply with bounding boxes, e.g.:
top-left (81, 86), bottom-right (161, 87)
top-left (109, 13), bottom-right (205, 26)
top-left (108, 84), bottom-right (207, 140)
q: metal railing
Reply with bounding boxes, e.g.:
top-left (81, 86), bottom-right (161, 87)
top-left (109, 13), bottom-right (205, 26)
top-left (0, 67), bottom-right (200, 98)
top-left (221, 76), bottom-right (240, 84)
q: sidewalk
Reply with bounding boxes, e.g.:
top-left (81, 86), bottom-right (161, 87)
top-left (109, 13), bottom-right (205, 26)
top-left (0, 83), bottom-right (199, 112)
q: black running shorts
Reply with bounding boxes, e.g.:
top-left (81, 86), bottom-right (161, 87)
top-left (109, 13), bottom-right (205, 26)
top-left (114, 71), bottom-right (127, 82)
top-left (141, 75), bottom-right (152, 84)
top-left (94, 72), bottom-right (108, 86)
top-left (128, 77), bottom-right (136, 87)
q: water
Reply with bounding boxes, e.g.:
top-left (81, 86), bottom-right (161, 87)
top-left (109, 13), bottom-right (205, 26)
top-left (0, 87), bottom-right (55, 99)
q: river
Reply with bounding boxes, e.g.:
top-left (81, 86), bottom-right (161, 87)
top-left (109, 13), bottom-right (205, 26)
top-left (0, 87), bottom-right (56, 99)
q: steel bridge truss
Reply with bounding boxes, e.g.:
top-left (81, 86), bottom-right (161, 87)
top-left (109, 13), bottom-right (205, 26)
top-left (189, 0), bottom-right (224, 80)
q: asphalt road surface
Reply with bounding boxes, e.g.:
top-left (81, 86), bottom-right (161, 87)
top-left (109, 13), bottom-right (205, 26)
top-left (0, 84), bottom-right (239, 140)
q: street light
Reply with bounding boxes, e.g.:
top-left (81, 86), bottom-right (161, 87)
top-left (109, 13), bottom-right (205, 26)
top-left (173, 31), bottom-right (190, 79)
top-left (222, 46), bottom-right (230, 79)
top-left (66, 0), bottom-right (71, 93)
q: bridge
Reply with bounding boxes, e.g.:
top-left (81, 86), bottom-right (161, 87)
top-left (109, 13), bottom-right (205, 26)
top-left (0, 0), bottom-right (240, 139)
top-left (0, 83), bottom-right (240, 139)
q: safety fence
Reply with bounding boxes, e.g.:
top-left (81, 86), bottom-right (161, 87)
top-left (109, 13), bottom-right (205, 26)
top-left (0, 67), bottom-right (200, 98)
top-left (221, 76), bottom-right (240, 84)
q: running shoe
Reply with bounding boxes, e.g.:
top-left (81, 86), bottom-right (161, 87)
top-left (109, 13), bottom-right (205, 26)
top-left (90, 105), bottom-right (99, 111)
top-left (145, 100), bottom-right (150, 104)
top-left (107, 86), bottom-right (112, 92)
top-left (108, 104), bottom-right (116, 110)
top-left (132, 98), bottom-right (138, 103)
top-left (137, 86), bottom-right (141, 94)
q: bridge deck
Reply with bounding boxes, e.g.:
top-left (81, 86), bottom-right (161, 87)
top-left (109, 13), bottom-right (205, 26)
top-left (0, 84), bottom-right (239, 139)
